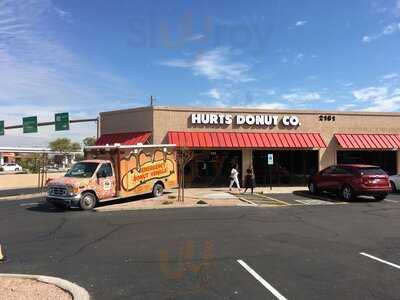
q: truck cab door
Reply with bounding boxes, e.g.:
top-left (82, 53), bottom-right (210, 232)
top-left (95, 163), bottom-right (116, 200)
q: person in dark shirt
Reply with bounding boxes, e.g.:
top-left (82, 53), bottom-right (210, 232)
top-left (243, 167), bottom-right (255, 194)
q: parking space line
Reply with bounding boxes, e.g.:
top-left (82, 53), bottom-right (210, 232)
top-left (237, 259), bottom-right (287, 300)
top-left (258, 194), bottom-right (289, 205)
top-left (360, 252), bottom-right (400, 270)
top-left (384, 199), bottom-right (398, 203)
top-left (19, 202), bottom-right (40, 207)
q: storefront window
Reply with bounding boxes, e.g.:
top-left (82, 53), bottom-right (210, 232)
top-left (253, 150), bottom-right (318, 186)
top-left (187, 150), bottom-right (242, 187)
top-left (337, 151), bottom-right (397, 175)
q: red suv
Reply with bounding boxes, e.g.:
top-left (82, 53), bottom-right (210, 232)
top-left (308, 164), bottom-right (391, 201)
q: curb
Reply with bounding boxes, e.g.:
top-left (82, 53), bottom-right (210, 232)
top-left (0, 192), bottom-right (46, 201)
top-left (0, 273), bottom-right (90, 300)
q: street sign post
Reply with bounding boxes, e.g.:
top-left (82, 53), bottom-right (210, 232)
top-left (55, 112), bottom-right (69, 131)
top-left (267, 153), bottom-right (274, 190)
top-left (23, 116), bottom-right (38, 133)
top-left (0, 121), bottom-right (4, 136)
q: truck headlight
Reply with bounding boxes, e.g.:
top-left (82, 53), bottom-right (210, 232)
top-left (67, 186), bottom-right (79, 196)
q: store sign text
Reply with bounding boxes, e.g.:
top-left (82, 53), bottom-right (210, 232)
top-left (190, 113), bottom-right (301, 127)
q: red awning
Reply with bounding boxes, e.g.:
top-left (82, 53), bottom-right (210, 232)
top-left (335, 133), bottom-right (400, 149)
top-left (95, 132), bottom-right (151, 146)
top-left (168, 131), bottom-right (326, 148)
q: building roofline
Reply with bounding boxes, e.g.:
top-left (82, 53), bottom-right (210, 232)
top-left (100, 105), bottom-right (400, 117)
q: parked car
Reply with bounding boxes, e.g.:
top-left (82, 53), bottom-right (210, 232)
top-left (389, 174), bottom-right (400, 192)
top-left (1, 163), bottom-right (23, 172)
top-left (308, 164), bottom-right (391, 201)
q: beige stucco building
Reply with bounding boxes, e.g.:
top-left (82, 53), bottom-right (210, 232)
top-left (97, 106), bottom-right (400, 186)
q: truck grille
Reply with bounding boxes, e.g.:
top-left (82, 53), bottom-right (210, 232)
top-left (49, 186), bottom-right (67, 196)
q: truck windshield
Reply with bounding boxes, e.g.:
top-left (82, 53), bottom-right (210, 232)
top-left (65, 162), bottom-right (99, 178)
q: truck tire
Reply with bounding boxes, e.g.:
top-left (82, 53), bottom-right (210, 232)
top-left (153, 183), bottom-right (164, 197)
top-left (79, 192), bottom-right (97, 210)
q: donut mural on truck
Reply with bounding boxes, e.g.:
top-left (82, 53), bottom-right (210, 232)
top-left (119, 147), bottom-right (177, 196)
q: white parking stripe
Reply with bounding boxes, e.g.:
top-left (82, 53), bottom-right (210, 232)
top-left (237, 259), bottom-right (287, 300)
top-left (384, 199), bottom-right (398, 203)
top-left (360, 252), bottom-right (400, 270)
top-left (19, 202), bottom-right (39, 207)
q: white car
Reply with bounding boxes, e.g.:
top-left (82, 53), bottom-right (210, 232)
top-left (1, 163), bottom-right (23, 172)
top-left (389, 175), bottom-right (400, 192)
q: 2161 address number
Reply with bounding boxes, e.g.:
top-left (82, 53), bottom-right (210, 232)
top-left (319, 115), bottom-right (336, 122)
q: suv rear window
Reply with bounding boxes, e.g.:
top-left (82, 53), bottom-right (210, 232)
top-left (357, 167), bottom-right (387, 175)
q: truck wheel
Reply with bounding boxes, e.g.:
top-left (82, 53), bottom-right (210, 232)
top-left (79, 192), bottom-right (97, 210)
top-left (341, 185), bottom-right (354, 201)
top-left (153, 183), bottom-right (164, 197)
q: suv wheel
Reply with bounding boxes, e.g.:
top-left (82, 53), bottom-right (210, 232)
top-left (153, 183), bottom-right (164, 197)
top-left (79, 192), bottom-right (97, 210)
top-left (374, 194), bottom-right (387, 201)
top-left (308, 181), bottom-right (318, 194)
top-left (341, 185), bottom-right (354, 201)
top-left (390, 181), bottom-right (397, 193)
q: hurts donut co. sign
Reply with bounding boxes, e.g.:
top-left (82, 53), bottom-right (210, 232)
top-left (190, 113), bottom-right (301, 127)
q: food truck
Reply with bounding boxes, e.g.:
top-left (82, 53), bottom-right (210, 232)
top-left (47, 144), bottom-right (178, 210)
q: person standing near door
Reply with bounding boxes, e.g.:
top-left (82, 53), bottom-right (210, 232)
top-left (229, 165), bottom-right (241, 192)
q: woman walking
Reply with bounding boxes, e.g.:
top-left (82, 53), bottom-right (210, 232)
top-left (244, 167), bottom-right (256, 194)
top-left (229, 165), bottom-right (241, 193)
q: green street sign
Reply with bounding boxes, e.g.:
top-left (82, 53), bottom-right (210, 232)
top-left (0, 120), bottom-right (4, 136)
top-left (55, 112), bottom-right (69, 131)
top-left (23, 116), bottom-right (38, 133)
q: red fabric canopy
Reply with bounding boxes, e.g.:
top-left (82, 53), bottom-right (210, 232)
top-left (95, 132), bottom-right (151, 146)
top-left (168, 131), bottom-right (326, 148)
top-left (335, 133), bottom-right (400, 149)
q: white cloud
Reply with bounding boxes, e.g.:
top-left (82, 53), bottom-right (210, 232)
top-left (337, 104), bottom-right (356, 111)
top-left (362, 35), bottom-right (373, 43)
top-left (362, 22), bottom-right (400, 43)
top-left (187, 34), bottom-right (204, 41)
top-left (383, 24), bottom-right (397, 35)
top-left (282, 92), bottom-right (321, 103)
top-left (352, 86), bottom-right (400, 112)
top-left (382, 73), bottom-right (398, 80)
top-left (294, 53), bottom-right (304, 63)
top-left (352, 87), bottom-right (388, 101)
top-left (362, 95), bottom-right (400, 112)
top-left (234, 102), bottom-right (287, 110)
top-left (295, 20), bottom-right (308, 26)
top-left (160, 47), bottom-right (254, 82)
top-left (206, 88), bottom-right (222, 100)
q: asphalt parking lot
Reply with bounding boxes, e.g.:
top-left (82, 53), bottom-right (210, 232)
top-left (1, 191), bottom-right (400, 299)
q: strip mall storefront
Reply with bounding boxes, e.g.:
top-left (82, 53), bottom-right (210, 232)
top-left (96, 106), bottom-right (400, 186)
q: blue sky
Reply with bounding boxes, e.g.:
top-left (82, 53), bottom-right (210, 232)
top-left (0, 0), bottom-right (400, 145)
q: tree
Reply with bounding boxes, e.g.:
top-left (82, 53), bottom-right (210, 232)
top-left (71, 142), bottom-right (81, 152)
top-left (83, 136), bottom-right (97, 147)
top-left (49, 138), bottom-right (74, 153)
top-left (176, 148), bottom-right (194, 202)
